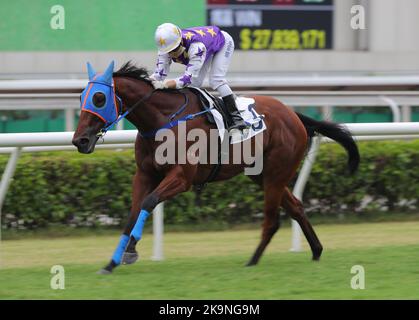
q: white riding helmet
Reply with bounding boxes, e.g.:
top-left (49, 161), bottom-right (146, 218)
top-left (155, 23), bottom-right (182, 54)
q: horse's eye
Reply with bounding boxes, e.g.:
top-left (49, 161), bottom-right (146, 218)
top-left (92, 92), bottom-right (106, 108)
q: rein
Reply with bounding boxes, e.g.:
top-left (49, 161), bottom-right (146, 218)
top-left (97, 86), bottom-right (211, 139)
top-left (97, 88), bottom-right (157, 137)
top-left (139, 90), bottom-right (211, 139)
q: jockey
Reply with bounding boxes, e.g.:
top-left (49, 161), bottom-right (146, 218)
top-left (150, 23), bottom-right (248, 131)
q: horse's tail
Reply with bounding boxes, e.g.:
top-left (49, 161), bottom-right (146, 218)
top-left (295, 112), bottom-right (360, 174)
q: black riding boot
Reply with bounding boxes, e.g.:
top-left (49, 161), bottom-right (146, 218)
top-left (222, 94), bottom-right (248, 131)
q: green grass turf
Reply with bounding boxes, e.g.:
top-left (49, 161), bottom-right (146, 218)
top-left (1, 221), bottom-right (419, 299)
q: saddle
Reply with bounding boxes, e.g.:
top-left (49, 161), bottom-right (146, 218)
top-left (187, 87), bottom-right (228, 128)
top-left (179, 87), bottom-right (266, 198)
top-left (183, 87), bottom-right (225, 196)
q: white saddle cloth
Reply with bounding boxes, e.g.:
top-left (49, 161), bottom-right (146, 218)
top-left (194, 88), bottom-right (266, 144)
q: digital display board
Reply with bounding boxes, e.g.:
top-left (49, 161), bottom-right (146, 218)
top-left (207, 0), bottom-right (334, 50)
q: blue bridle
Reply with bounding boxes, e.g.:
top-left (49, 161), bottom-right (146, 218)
top-left (81, 80), bottom-right (123, 135)
top-left (80, 61), bottom-right (125, 136)
top-left (81, 61), bottom-right (161, 137)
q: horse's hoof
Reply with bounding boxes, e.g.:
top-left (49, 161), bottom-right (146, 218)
top-left (122, 251), bottom-right (139, 265)
top-left (97, 268), bottom-right (112, 275)
top-left (312, 247), bottom-right (323, 261)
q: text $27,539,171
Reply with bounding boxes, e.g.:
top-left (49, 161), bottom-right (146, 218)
top-left (240, 28), bottom-right (327, 50)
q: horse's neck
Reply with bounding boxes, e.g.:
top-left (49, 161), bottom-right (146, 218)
top-left (119, 79), bottom-right (194, 134)
top-left (149, 90), bottom-right (189, 117)
top-left (128, 100), bottom-right (166, 134)
top-left (116, 78), bottom-right (169, 133)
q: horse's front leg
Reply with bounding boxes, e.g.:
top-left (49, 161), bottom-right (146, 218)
top-left (98, 170), bottom-right (155, 274)
top-left (122, 166), bottom-right (191, 265)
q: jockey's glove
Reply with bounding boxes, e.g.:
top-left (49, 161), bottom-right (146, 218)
top-left (151, 80), bottom-right (168, 90)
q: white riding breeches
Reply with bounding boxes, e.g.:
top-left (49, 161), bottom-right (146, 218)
top-left (191, 31), bottom-right (235, 97)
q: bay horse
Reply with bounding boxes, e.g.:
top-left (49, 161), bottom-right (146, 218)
top-left (72, 61), bottom-right (360, 274)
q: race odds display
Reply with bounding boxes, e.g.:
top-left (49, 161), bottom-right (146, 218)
top-left (207, 0), bottom-right (334, 50)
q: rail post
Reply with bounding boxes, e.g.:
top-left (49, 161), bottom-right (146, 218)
top-left (290, 137), bottom-right (321, 252)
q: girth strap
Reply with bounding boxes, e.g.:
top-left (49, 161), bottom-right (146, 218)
top-left (193, 137), bottom-right (222, 204)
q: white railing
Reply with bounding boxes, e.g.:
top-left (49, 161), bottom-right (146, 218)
top-left (1, 91), bottom-right (418, 132)
top-left (1, 76), bottom-right (419, 130)
top-left (1, 123), bottom-right (419, 260)
top-left (2, 75), bottom-right (419, 91)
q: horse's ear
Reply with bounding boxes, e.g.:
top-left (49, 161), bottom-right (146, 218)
top-left (102, 60), bottom-right (115, 84)
top-left (87, 62), bottom-right (96, 80)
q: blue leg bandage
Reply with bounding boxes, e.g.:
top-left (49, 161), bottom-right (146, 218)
top-left (111, 234), bottom-right (130, 265)
top-left (130, 209), bottom-right (150, 241)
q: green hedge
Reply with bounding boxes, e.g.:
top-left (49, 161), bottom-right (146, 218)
top-left (1, 140), bottom-right (419, 229)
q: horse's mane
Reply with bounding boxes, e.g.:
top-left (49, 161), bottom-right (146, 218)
top-left (113, 61), bottom-right (181, 93)
top-left (113, 61), bottom-right (152, 85)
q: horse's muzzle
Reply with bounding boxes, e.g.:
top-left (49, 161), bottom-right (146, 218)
top-left (72, 135), bottom-right (99, 154)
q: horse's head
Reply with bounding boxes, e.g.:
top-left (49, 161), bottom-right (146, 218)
top-left (72, 61), bottom-right (122, 154)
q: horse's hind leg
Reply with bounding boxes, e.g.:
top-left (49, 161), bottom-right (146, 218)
top-left (281, 187), bottom-right (323, 261)
top-left (247, 183), bottom-right (284, 266)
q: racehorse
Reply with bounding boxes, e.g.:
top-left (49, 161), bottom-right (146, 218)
top-left (72, 61), bottom-right (360, 274)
